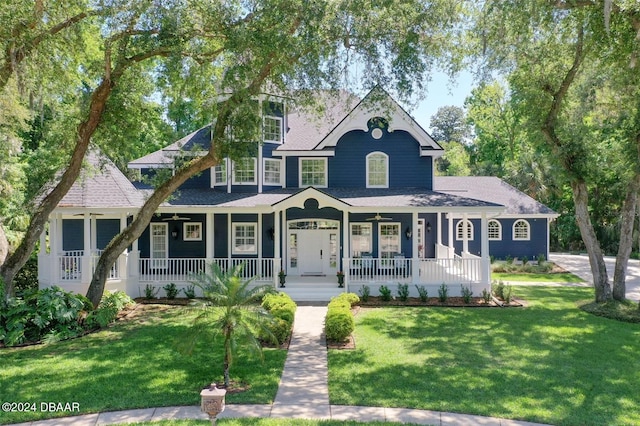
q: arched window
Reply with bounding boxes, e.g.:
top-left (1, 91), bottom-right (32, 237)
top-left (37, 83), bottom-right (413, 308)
top-left (456, 219), bottom-right (474, 241)
top-left (488, 220), bottom-right (502, 240)
top-left (513, 219), bottom-right (530, 241)
top-left (366, 152), bottom-right (388, 188)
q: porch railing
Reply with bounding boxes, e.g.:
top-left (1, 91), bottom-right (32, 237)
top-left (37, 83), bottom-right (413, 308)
top-left (138, 257), bottom-right (275, 283)
top-left (91, 250), bottom-right (121, 280)
top-left (58, 250), bottom-right (83, 281)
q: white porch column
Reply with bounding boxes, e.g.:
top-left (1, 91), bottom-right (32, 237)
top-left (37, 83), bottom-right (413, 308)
top-left (227, 213), bottom-right (232, 257)
top-left (274, 210), bottom-right (281, 289)
top-left (342, 210), bottom-right (349, 291)
top-left (462, 213), bottom-right (469, 254)
top-left (447, 213), bottom-right (453, 257)
top-left (131, 214), bottom-right (138, 253)
top-left (206, 212), bottom-right (214, 260)
top-left (412, 211), bottom-right (419, 282)
top-left (56, 213), bottom-right (63, 254)
top-left (258, 213), bottom-right (263, 276)
top-left (82, 213), bottom-right (92, 283)
top-left (38, 221), bottom-right (49, 285)
top-left (481, 212), bottom-right (490, 287)
top-left (437, 211), bottom-right (442, 246)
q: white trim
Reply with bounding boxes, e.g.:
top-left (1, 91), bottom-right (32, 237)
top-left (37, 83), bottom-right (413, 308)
top-left (513, 219), bottom-right (531, 241)
top-left (232, 222), bottom-right (258, 255)
top-left (366, 151), bottom-right (389, 188)
top-left (487, 219), bottom-right (502, 241)
top-left (211, 159), bottom-right (228, 187)
top-left (183, 222), bottom-right (202, 241)
top-left (150, 223), bottom-right (168, 269)
top-left (456, 219), bottom-right (474, 241)
top-left (263, 158), bottom-right (283, 186)
top-left (271, 150), bottom-right (335, 157)
top-left (232, 158), bottom-right (257, 185)
top-left (299, 157), bottom-right (328, 188)
top-left (378, 222), bottom-right (401, 258)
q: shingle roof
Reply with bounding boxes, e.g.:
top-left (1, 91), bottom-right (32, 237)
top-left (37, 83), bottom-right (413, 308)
top-left (128, 126), bottom-right (211, 168)
top-left (59, 150), bottom-right (144, 208)
top-left (160, 187), bottom-right (502, 209)
top-left (434, 176), bottom-right (557, 216)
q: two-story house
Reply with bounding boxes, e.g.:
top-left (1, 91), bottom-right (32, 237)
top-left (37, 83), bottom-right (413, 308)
top-left (37, 88), bottom-right (557, 301)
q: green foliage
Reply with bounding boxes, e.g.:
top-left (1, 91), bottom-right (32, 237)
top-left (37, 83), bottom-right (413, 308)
top-left (521, 256), bottom-right (529, 266)
top-left (186, 263), bottom-right (276, 387)
top-left (182, 285), bottom-right (196, 299)
top-left (505, 256), bottom-right (514, 265)
top-left (0, 286), bottom-right (93, 346)
top-left (503, 285), bottom-right (513, 304)
top-left (144, 284), bottom-right (159, 300)
top-left (438, 283), bottom-right (448, 302)
top-left (537, 253), bottom-right (546, 264)
top-left (85, 291), bottom-right (133, 329)
top-left (13, 252), bottom-right (39, 294)
top-left (332, 292), bottom-right (360, 307)
top-left (358, 285), bottom-right (370, 302)
top-left (481, 288), bottom-right (492, 304)
top-left (397, 283), bottom-right (409, 302)
top-left (461, 285), bottom-right (473, 304)
top-left (415, 285), bottom-right (428, 302)
top-left (259, 292), bottom-right (296, 345)
top-left (378, 285), bottom-right (392, 302)
top-left (325, 306), bottom-right (355, 342)
top-left (163, 283), bottom-right (179, 299)
top-left (492, 280), bottom-right (505, 300)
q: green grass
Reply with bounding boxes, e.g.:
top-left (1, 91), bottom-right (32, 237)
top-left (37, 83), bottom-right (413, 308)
top-left (328, 286), bottom-right (640, 426)
top-left (492, 272), bottom-right (584, 283)
top-left (0, 305), bottom-right (287, 424)
top-left (121, 420), bottom-right (420, 426)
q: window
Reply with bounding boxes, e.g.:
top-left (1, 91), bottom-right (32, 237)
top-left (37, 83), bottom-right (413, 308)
top-left (299, 158), bottom-right (327, 187)
top-left (263, 158), bottom-right (282, 185)
top-left (232, 158), bottom-right (256, 184)
top-left (379, 223), bottom-right (400, 259)
top-left (350, 223), bottom-right (372, 257)
top-left (183, 223), bottom-right (202, 241)
top-left (232, 223), bottom-right (257, 254)
top-left (212, 159), bottom-right (227, 186)
top-left (366, 152), bottom-right (388, 188)
top-left (488, 220), bottom-right (502, 240)
top-left (264, 116), bottom-right (283, 143)
top-left (513, 219), bottom-right (530, 241)
top-left (456, 220), bottom-right (474, 241)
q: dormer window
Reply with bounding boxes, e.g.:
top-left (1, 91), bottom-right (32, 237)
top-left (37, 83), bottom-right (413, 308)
top-left (232, 158), bottom-right (256, 185)
top-left (264, 116), bottom-right (283, 143)
top-left (366, 152), bottom-right (388, 188)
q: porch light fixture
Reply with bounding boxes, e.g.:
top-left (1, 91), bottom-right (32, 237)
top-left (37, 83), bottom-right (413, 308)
top-left (171, 226), bottom-right (179, 240)
top-left (267, 227), bottom-right (275, 241)
top-left (405, 226), bottom-right (412, 240)
top-left (426, 222), bottom-right (432, 233)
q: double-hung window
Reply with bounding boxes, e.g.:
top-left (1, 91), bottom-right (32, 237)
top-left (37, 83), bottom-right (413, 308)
top-left (299, 158), bottom-right (327, 187)
top-left (263, 158), bottom-right (282, 185)
top-left (350, 223), bottom-right (372, 257)
top-left (232, 158), bottom-right (256, 185)
top-left (232, 223), bottom-right (257, 255)
top-left (264, 116), bottom-right (283, 143)
top-left (379, 223), bottom-right (401, 260)
top-left (366, 152), bottom-right (388, 188)
top-left (212, 159), bottom-right (227, 186)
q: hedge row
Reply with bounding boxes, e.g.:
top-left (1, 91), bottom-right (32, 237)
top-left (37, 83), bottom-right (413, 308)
top-left (325, 292), bottom-right (359, 342)
top-left (261, 292), bottom-right (297, 345)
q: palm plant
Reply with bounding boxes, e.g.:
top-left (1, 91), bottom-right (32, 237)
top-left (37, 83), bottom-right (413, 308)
top-left (184, 262), bottom-right (276, 388)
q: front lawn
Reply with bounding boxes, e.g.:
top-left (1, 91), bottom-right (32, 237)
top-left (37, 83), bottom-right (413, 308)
top-left (0, 305), bottom-right (287, 424)
top-left (328, 286), bottom-right (640, 426)
top-left (492, 272), bottom-right (584, 283)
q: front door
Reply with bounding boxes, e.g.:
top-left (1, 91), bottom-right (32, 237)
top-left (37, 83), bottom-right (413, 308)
top-left (287, 220), bottom-right (339, 276)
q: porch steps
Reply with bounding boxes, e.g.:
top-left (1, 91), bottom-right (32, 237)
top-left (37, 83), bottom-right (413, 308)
top-left (276, 281), bottom-right (344, 302)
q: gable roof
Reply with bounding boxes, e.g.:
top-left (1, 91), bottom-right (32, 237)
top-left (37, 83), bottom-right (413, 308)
top-left (59, 149), bottom-right (144, 209)
top-left (128, 126), bottom-right (211, 169)
top-left (434, 176), bottom-right (558, 217)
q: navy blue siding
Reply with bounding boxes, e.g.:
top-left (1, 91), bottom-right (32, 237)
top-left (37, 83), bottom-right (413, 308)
top-left (214, 214), bottom-right (228, 258)
top-left (62, 219), bottom-right (83, 251)
top-left (420, 213), bottom-right (438, 258)
top-left (489, 218), bottom-right (548, 260)
top-left (262, 213), bottom-right (275, 258)
top-left (96, 219), bottom-right (120, 250)
top-left (329, 129), bottom-right (433, 189)
top-left (285, 157), bottom-right (298, 188)
top-left (180, 169), bottom-right (210, 189)
top-left (139, 214), bottom-right (206, 258)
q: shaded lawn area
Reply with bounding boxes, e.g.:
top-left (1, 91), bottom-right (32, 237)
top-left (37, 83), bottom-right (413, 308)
top-left (121, 420), bottom-right (419, 426)
top-left (492, 272), bottom-right (584, 283)
top-left (0, 305), bottom-right (287, 424)
top-left (328, 286), bottom-right (640, 426)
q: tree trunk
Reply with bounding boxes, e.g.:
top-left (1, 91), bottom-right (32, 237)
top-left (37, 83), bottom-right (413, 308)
top-left (85, 153), bottom-right (218, 306)
top-left (1, 77), bottom-right (114, 300)
top-left (0, 223), bottom-right (8, 265)
top-left (571, 179), bottom-right (611, 302)
top-left (613, 172), bottom-right (640, 301)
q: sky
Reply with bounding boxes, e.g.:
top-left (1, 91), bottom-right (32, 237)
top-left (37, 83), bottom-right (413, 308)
top-left (403, 70), bottom-right (475, 132)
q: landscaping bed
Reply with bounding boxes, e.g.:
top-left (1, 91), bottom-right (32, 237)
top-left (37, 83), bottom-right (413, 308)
top-left (357, 296), bottom-right (523, 307)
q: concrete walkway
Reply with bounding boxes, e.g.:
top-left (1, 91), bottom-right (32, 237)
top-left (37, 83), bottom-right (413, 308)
top-left (13, 305), bottom-right (550, 426)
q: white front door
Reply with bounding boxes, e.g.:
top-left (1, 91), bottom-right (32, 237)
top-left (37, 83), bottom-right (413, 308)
top-left (287, 220), bottom-right (339, 276)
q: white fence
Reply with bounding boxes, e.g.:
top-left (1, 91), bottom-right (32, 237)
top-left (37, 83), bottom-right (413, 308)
top-left (138, 257), bottom-right (275, 283)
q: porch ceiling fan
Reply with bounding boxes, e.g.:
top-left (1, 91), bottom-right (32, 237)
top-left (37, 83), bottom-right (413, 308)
top-left (162, 213), bottom-right (191, 221)
top-left (366, 213), bottom-right (392, 221)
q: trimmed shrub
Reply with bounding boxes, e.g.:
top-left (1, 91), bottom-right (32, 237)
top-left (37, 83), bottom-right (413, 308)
top-left (333, 292), bottom-right (360, 307)
top-left (325, 307), bottom-right (354, 342)
top-left (182, 285), bottom-right (197, 299)
top-left (379, 285), bottom-right (392, 301)
top-left (438, 283), bottom-right (449, 302)
top-left (415, 285), bottom-right (428, 302)
top-left (461, 284), bottom-right (473, 304)
top-left (397, 283), bottom-right (409, 302)
top-left (163, 283), bottom-right (179, 299)
top-left (358, 285), bottom-right (370, 302)
top-left (261, 292), bottom-right (297, 345)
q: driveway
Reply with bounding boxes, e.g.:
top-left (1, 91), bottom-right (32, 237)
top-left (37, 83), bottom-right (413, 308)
top-left (550, 253), bottom-right (640, 302)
